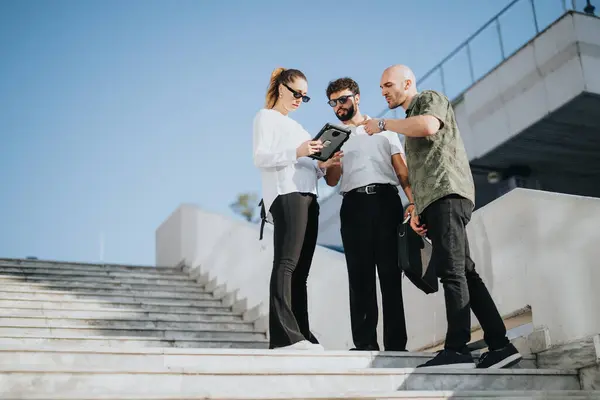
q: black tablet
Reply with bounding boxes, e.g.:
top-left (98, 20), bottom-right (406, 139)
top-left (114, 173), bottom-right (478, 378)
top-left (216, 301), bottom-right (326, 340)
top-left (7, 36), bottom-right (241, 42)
top-left (308, 123), bottom-right (351, 162)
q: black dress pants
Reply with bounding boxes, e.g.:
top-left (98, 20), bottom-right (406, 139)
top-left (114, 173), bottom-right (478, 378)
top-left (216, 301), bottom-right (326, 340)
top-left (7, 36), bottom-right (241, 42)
top-left (340, 185), bottom-right (408, 351)
top-left (268, 192), bottom-right (320, 348)
top-left (421, 194), bottom-right (509, 352)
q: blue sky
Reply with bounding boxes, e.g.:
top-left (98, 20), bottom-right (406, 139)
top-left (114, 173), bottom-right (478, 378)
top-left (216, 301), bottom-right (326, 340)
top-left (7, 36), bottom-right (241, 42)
top-left (0, 0), bottom-right (575, 265)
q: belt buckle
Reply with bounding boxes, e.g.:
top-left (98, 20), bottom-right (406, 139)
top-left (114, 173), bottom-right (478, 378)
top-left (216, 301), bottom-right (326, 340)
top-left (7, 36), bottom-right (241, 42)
top-left (364, 184), bottom-right (376, 195)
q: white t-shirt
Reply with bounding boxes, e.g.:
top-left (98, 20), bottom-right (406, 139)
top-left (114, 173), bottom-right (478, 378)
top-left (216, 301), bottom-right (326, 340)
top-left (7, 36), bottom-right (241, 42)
top-left (338, 117), bottom-right (405, 194)
top-left (253, 108), bottom-right (324, 217)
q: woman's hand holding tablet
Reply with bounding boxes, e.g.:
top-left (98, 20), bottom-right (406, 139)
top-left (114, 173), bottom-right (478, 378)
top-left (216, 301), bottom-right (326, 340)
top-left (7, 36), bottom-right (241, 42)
top-left (308, 123), bottom-right (351, 162)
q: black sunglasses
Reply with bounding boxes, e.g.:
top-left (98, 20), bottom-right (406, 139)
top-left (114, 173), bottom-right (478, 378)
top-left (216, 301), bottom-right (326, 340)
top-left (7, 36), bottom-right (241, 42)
top-left (283, 83), bottom-right (310, 103)
top-left (328, 94), bottom-right (355, 107)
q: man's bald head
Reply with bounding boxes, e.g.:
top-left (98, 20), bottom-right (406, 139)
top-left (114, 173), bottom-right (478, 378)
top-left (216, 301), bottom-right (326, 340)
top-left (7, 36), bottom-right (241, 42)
top-left (380, 64), bottom-right (418, 110)
top-left (383, 65), bottom-right (416, 86)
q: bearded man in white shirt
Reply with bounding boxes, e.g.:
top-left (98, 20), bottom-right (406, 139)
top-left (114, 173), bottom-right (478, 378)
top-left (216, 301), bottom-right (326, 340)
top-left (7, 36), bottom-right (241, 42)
top-left (324, 77), bottom-right (415, 351)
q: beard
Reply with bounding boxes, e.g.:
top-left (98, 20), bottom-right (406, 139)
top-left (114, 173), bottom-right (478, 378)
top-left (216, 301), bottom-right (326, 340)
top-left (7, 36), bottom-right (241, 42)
top-left (387, 94), bottom-right (404, 109)
top-left (388, 100), bottom-right (401, 109)
top-left (335, 104), bottom-right (356, 122)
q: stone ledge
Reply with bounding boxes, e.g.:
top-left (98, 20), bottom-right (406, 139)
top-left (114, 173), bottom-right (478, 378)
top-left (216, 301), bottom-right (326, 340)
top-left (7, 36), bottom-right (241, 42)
top-left (536, 334), bottom-right (600, 370)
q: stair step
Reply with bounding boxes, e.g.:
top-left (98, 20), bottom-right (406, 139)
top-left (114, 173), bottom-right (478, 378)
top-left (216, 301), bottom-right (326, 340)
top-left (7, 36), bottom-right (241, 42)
top-left (0, 262), bottom-right (185, 276)
top-left (0, 306), bottom-right (243, 322)
top-left (0, 347), bottom-right (538, 371)
top-left (0, 274), bottom-right (204, 287)
top-left (0, 292), bottom-right (223, 307)
top-left (0, 258), bottom-right (175, 271)
top-left (0, 299), bottom-right (230, 313)
top-left (0, 268), bottom-right (191, 281)
top-left (0, 391), bottom-right (598, 400)
top-left (4, 259), bottom-right (581, 400)
top-left (0, 325), bottom-right (265, 340)
top-left (0, 285), bottom-right (215, 301)
top-left (0, 279), bottom-right (207, 293)
top-left (0, 367), bottom-right (580, 397)
top-left (0, 336), bottom-right (268, 348)
top-left (0, 316), bottom-right (255, 331)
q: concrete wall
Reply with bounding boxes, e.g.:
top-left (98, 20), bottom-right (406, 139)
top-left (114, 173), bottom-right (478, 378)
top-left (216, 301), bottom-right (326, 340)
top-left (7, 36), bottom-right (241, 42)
top-left (156, 204), bottom-right (355, 350)
top-left (155, 206), bottom-right (183, 268)
top-left (156, 188), bottom-right (600, 350)
top-left (454, 11), bottom-right (600, 161)
top-left (316, 191), bottom-right (344, 250)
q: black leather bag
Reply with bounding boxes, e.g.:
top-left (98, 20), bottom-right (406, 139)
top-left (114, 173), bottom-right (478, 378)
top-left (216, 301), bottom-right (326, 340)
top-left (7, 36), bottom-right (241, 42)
top-left (397, 215), bottom-right (438, 294)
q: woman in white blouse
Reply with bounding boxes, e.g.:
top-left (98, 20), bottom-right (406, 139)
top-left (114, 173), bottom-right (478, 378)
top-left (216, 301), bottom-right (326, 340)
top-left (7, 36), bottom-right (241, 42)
top-left (253, 67), bottom-right (341, 351)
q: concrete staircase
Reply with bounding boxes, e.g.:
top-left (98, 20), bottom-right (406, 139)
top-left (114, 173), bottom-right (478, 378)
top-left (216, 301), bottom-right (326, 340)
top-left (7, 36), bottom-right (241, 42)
top-left (1, 258), bottom-right (598, 399)
top-left (0, 258), bottom-right (268, 349)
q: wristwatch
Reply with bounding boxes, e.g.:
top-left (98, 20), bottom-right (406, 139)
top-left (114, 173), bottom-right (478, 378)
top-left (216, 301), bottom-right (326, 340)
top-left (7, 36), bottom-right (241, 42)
top-left (378, 119), bottom-right (386, 131)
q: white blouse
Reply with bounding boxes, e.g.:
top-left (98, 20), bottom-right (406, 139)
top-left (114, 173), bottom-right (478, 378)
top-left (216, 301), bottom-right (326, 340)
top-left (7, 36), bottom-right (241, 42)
top-left (253, 109), bottom-right (324, 219)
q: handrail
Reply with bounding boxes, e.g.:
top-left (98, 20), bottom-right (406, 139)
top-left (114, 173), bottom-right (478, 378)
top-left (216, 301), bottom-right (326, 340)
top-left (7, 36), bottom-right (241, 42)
top-left (377, 0), bottom-right (595, 118)
top-left (418, 0), bottom-right (522, 86)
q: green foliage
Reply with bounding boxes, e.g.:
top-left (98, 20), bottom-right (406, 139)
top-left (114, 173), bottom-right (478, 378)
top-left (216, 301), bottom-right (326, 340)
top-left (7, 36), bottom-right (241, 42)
top-left (230, 192), bottom-right (260, 222)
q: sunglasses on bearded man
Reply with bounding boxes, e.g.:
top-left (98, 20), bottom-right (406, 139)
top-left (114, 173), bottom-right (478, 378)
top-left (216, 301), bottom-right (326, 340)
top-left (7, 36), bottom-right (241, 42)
top-left (328, 94), bottom-right (355, 107)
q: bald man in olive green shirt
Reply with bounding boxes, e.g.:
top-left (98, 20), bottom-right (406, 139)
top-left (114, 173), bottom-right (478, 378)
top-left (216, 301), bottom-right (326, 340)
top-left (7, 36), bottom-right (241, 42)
top-left (361, 65), bottom-right (522, 370)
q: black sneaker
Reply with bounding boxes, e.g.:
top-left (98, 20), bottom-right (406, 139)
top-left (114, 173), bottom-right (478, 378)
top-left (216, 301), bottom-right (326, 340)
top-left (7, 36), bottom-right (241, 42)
top-left (417, 349), bottom-right (475, 368)
top-left (476, 343), bottom-right (522, 369)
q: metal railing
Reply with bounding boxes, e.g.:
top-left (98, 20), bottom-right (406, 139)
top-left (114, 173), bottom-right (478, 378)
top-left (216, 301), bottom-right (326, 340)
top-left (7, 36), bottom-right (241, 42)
top-left (378, 0), bottom-right (597, 118)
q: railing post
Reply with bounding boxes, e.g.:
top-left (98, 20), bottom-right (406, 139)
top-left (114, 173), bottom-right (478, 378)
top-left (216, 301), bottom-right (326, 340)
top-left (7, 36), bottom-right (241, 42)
top-left (440, 67), bottom-right (447, 95)
top-left (466, 42), bottom-right (475, 84)
top-left (495, 18), bottom-right (506, 59)
top-left (530, 0), bottom-right (540, 33)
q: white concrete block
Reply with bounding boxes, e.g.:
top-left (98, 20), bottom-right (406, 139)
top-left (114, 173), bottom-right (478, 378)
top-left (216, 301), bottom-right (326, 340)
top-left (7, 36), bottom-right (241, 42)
top-left (454, 100), bottom-right (477, 158)
top-left (543, 56), bottom-right (585, 111)
top-left (504, 77), bottom-right (547, 135)
top-left (464, 69), bottom-right (503, 119)
top-left (537, 334), bottom-right (600, 370)
top-left (533, 13), bottom-right (577, 67)
top-left (498, 44), bottom-right (538, 97)
top-left (581, 50), bottom-right (600, 94)
top-left (469, 106), bottom-right (511, 159)
top-left (528, 327), bottom-right (552, 353)
top-left (580, 364), bottom-right (600, 390)
top-left (573, 13), bottom-right (600, 47)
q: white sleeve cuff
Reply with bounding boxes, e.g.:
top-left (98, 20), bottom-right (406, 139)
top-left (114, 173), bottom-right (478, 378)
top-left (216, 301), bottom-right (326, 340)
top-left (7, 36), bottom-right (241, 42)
top-left (313, 159), bottom-right (325, 179)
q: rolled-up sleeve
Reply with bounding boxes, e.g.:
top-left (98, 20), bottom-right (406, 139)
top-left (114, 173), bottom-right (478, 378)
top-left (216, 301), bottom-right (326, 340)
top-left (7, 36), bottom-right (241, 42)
top-left (415, 90), bottom-right (449, 129)
top-left (253, 111), bottom-right (298, 168)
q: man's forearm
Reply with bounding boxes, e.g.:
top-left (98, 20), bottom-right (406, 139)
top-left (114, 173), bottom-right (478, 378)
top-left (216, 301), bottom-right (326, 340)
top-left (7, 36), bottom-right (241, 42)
top-left (398, 175), bottom-right (414, 204)
top-left (325, 165), bottom-right (342, 187)
top-left (384, 115), bottom-right (439, 137)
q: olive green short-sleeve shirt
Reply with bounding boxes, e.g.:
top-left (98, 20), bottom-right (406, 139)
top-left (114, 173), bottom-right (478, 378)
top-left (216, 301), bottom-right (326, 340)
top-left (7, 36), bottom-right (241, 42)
top-left (404, 90), bottom-right (475, 214)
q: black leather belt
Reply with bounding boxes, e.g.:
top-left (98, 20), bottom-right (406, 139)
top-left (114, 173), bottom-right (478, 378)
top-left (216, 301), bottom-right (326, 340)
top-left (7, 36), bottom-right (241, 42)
top-left (343, 183), bottom-right (399, 196)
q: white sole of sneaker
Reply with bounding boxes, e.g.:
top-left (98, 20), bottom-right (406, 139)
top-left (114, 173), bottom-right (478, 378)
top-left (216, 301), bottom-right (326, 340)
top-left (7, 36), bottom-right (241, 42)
top-left (421, 363), bottom-right (476, 369)
top-left (485, 353), bottom-right (523, 369)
